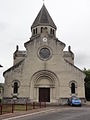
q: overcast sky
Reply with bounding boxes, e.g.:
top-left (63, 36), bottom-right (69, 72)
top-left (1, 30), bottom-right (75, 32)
top-left (0, 0), bottom-right (90, 83)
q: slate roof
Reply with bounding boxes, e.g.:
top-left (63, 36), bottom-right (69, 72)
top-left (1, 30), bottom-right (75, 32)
top-left (31, 4), bottom-right (57, 29)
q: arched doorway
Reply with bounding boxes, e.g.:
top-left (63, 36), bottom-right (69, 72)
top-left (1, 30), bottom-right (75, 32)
top-left (30, 70), bottom-right (59, 103)
top-left (35, 75), bottom-right (55, 102)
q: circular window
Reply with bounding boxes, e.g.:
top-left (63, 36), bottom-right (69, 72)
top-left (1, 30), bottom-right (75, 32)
top-left (39, 48), bottom-right (51, 60)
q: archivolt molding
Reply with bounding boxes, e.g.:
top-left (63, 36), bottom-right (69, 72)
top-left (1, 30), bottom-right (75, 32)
top-left (12, 80), bottom-right (20, 87)
top-left (30, 70), bottom-right (59, 87)
top-left (69, 80), bottom-right (78, 88)
top-left (34, 76), bottom-right (55, 87)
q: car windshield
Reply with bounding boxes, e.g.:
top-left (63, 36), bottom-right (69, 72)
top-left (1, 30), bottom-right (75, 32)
top-left (72, 97), bottom-right (80, 100)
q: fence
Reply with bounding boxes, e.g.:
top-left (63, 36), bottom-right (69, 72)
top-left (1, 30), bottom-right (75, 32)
top-left (0, 102), bottom-right (46, 115)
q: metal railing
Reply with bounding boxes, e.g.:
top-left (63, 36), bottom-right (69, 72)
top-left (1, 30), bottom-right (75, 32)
top-left (0, 101), bottom-right (46, 115)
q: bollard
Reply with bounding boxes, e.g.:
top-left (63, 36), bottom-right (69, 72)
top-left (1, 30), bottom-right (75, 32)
top-left (40, 102), bottom-right (41, 108)
top-left (11, 104), bottom-right (13, 113)
top-left (0, 105), bottom-right (2, 115)
top-left (44, 102), bottom-right (46, 107)
top-left (13, 101), bottom-right (15, 112)
top-left (26, 100), bottom-right (28, 111)
top-left (33, 102), bottom-right (35, 109)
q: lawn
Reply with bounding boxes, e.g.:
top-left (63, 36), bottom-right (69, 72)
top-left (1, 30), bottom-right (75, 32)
top-left (0, 104), bottom-right (33, 115)
top-left (0, 102), bottom-right (46, 115)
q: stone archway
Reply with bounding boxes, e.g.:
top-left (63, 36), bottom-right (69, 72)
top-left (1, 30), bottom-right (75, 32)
top-left (35, 75), bottom-right (54, 102)
top-left (30, 70), bottom-right (59, 103)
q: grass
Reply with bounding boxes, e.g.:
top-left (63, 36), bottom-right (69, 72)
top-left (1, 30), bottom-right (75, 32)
top-left (0, 102), bottom-right (46, 115)
top-left (14, 104), bottom-right (26, 111)
top-left (0, 104), bottom-right (12, 114)
top-left (0, 103), bottom-right (41, 115)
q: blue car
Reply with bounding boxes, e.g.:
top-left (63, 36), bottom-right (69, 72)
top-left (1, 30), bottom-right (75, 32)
top-left (68, 96), bottom-right (82, 106)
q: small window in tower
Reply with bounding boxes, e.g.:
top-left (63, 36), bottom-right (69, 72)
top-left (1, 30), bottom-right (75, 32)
top-left (71, 83), bottom-right (75, 94)
top-left (50, 28), bottom-right (52, 34)
top-left (41, 27), bottom-right (43, 33)
top-left (45, 27), bottom-right (47, 30)
top-left (13, 82), bottom-right (18, 94)
top-left (53, 30), bottom-right (54, 35)
top-left (36, 28), bottom-right (37, 34)
top-left (33, 29), bottom-right (35, 35)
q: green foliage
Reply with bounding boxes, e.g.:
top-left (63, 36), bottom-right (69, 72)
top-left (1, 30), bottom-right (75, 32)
top-left (0, 99), bottom-right (2, 104)
top-left (86, 81), bottom-right (90, 88)
top-left (83, 68), bottom-right (90, 101)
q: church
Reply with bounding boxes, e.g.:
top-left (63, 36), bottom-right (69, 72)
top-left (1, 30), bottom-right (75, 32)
top-left (3, 4), bottom-right (85, 104)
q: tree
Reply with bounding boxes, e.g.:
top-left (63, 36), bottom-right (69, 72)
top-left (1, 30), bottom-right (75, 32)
top-left (83, 68), bottom-right (90, 101)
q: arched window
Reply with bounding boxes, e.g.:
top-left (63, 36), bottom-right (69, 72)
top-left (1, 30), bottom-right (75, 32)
top-left (41, 27), bottom-right (43, 33)
top-left (50, 28), bottom-right (52, 34)
top-left (36, 28), bottom-right (37, 34)
top-left (13, 82), bottom-right (18, 94)
top-left (69, 81), bottom-right (77, 95)
top-left (33, 29), bottom-right (35, 35)
top-left (53, 30), bottom-right (54, 35)
top-left (71, 83), bottom-right (75, 94)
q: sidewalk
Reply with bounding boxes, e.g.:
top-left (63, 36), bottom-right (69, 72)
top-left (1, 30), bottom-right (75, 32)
top-left (0, 107), bottom-right (50, 120)
top-left (86, 101), bottom-right (90, 106)
top-left (1, 104), bottom-right (90, 120)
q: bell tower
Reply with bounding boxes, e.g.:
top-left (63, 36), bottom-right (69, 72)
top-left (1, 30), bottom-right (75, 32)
top-left (31, 4), bottom-right (57, 37)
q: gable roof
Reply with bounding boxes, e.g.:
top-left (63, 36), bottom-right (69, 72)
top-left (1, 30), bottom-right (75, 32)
top-left (3, 60), bottom-right (24, 76)
top-left (31, 4), bottom-right (57, 29)
top-left (65, 59), bottom-right (85, 76)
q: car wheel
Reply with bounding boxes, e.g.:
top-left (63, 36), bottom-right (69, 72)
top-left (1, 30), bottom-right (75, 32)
top-left (79, 104), bottom-right (82, 107)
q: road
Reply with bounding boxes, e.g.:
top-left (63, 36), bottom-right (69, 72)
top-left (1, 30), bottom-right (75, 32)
top-left (2, 107), bottom-right (90, 120)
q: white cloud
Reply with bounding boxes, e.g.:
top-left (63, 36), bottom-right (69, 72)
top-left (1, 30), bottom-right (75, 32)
top-left (0, 0), bottom-right (90, 82)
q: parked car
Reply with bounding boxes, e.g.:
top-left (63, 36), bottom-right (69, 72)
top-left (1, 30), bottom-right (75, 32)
top-left (68, 96), bottom-right (82, 106)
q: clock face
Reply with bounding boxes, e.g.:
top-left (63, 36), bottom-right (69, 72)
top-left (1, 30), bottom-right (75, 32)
top-left (39, 48), bottom-right (50, 60)
top-left (43, 37), bottom-right (47, 42)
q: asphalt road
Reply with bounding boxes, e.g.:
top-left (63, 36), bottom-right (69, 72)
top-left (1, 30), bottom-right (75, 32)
top-left (2, 107), bottom-right (90, 120)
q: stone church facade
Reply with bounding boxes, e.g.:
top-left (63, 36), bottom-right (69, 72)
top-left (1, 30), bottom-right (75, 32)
top-left (3, 5), bottom-right (85, 104)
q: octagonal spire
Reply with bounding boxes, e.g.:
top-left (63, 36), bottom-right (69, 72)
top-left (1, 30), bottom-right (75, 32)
top-left (31, 4), bottom-right (57, 30)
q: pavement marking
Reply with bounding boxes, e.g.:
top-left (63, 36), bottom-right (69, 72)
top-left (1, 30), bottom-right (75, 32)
top-left (2, 109), bottom-right (55, 120)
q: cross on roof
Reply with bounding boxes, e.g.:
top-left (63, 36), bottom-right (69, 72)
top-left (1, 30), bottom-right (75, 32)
top-left (43, 0), bottom-right (45, 4)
